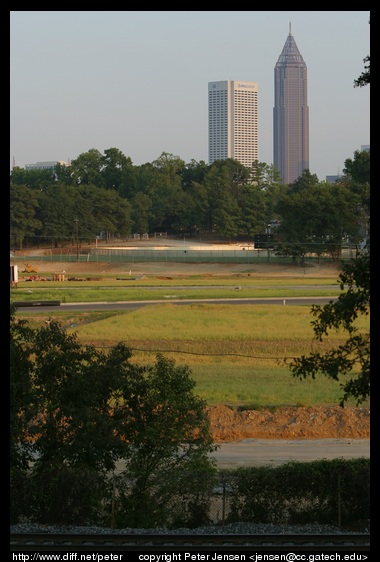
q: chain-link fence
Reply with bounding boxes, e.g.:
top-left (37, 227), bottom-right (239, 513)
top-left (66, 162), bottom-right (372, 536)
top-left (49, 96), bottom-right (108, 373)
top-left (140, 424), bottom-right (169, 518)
top-left (10, 247), bottom-right (359, 265)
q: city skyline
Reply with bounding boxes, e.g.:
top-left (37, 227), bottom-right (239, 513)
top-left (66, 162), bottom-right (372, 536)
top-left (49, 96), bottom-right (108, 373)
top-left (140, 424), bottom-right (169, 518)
top-left (10, 11), bottom-right (370, 180)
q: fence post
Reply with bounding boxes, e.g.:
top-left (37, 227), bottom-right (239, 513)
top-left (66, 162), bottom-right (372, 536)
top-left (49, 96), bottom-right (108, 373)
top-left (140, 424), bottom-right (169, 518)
top-left (337, 473), bottom-right (341, 527)
top-left (111, 473), bottom-right (116, 529)
top-left (222, 477), bottom-right (226, 528)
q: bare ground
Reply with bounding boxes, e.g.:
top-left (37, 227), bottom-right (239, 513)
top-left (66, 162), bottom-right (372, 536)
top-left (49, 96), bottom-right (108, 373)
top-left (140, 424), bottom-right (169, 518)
top-left (206, 404), bottom-right (370, 443)
top-left (15, 246), bottom-right (342, 278)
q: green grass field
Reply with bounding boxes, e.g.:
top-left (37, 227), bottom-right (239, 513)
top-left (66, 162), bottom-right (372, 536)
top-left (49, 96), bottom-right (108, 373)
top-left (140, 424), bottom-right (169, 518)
top-left (15, 292), bottom-right (369, 408)
top-left (11, 274), bottom-right (341, 302)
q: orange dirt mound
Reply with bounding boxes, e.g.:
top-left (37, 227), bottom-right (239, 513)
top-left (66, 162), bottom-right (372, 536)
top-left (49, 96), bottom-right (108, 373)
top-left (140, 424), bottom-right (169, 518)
top-left (206, 404), bottom-right (370, 442)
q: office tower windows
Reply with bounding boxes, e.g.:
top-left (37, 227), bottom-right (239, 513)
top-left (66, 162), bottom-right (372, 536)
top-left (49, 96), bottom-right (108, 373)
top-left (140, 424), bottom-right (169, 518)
top-left (208, 80), bottom-right (258, 168)
top-left (273, 24), bottom-right (309, 184)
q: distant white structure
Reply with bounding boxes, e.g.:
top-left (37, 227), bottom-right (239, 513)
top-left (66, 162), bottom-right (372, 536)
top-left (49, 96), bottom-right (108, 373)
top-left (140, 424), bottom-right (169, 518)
top-left (208, 80), bottom-right (258, 169)
top-left (326, 175), bottom-right (342, 183)
top-left (10, 264), bottom-right (18, 285)
top-left (25, 160), bottom-right (70, 171)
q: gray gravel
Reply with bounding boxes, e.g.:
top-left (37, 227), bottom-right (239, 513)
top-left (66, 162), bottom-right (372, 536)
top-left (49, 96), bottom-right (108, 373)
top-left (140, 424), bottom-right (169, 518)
top-left (11, 521), bottom-right (369, 535)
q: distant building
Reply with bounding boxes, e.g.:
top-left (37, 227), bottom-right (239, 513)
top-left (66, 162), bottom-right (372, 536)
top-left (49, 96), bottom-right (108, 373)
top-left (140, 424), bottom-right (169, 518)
top-left (326, 175), bottom-right (342, 183)
top-left (208, 80), bottom-right (258, 169)
top-left (273, 24), bottom-right (309, 185)
top-left (326, 145), bottom-right (369, 182)
top-left (25, 160), bottom-right (70, 171)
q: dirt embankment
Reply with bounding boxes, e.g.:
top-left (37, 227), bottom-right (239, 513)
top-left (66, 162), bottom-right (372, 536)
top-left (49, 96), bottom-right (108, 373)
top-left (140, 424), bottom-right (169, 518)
top-left (206, 404), bottom-right (370, 443)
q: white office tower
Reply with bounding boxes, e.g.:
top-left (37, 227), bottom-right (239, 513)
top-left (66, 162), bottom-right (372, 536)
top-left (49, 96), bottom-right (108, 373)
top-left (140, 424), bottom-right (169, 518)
top-left (208, 80), bottom-right (258, 168)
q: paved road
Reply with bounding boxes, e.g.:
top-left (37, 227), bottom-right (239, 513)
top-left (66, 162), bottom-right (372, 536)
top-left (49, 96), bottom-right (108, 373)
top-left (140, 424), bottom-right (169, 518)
top-left (113, 439), bottom-right (369, 472)
top-left (15, 295), bottom-right (338, 312)
top-left (209, 438), bottom-right (370, 468)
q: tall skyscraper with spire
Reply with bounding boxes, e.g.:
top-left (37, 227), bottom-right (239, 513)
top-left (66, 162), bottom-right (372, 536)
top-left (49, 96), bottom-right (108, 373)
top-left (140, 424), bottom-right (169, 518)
top-left (273, 24), bottom-right (309, 184)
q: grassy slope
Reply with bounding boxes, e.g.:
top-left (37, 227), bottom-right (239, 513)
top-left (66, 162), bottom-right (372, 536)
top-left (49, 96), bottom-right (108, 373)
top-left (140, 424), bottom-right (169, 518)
top-left (13, 258), bottom-right (369, 408)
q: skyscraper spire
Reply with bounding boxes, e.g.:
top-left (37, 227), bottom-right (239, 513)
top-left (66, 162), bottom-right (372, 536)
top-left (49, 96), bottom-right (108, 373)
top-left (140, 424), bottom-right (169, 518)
top-left (277, 27), bottom-right (305, 65)
top-left (289, 21), bottom-right (292, 35)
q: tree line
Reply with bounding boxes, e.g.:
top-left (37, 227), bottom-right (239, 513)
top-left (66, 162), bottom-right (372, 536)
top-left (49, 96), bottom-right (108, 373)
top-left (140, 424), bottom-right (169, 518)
top-left (10, 149), bottom-right (369, 260)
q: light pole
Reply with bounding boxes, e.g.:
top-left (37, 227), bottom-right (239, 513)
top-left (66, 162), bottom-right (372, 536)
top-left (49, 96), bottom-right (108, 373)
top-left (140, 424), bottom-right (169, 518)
top-left (267, 224), bottom-right (271, 263)
top-left (74, 218), bottom-right (79, 261)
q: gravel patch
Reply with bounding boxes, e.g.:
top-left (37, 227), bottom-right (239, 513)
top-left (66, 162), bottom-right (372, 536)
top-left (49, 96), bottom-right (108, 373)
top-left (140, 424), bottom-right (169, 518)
top-left (11, 521), bottom-right (369, 535)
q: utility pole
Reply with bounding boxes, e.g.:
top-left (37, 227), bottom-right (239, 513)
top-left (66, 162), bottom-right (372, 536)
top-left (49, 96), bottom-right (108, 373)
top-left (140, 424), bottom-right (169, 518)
top-left (74, 218), bottom-right (79, 261)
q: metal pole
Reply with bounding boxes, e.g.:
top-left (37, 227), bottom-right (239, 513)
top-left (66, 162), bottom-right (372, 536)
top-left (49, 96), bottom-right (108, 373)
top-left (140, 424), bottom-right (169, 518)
top-left (75, 218), bottom-right (79, 261)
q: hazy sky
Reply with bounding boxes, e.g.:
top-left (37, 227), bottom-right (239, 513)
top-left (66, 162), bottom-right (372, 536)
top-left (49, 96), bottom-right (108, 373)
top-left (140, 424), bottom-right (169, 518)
top-left (10, 11), bottom-right (370, 180)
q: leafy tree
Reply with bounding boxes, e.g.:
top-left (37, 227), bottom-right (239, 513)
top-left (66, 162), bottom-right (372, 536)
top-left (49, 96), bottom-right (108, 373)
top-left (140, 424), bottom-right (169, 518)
top-left (354, 54), bottom-right (370, 88)
top-left (69, 148), bottom-right (105, 186)
top-left (339, 151), bottom-right (370, 248)
top-left (25, 322), bottom-right (128, 471)
top-left (10, 315), bottom-right (216, 525)
top-left (151, 152), bottom-right (186, 185)
top-left (203, 160), bottom-right (245, 237)
top-left (10, 303), bottom-right (39, 523)
top-left (237, 183), bottom-right (268, 237)
top-left (163, 189), bottom-right (197, 234)
top-left (10, 184), bottom-right (42, 249)
top-left (54, 162), bottom-right (73, 185)
top-left (275, 180), bottom-right (362, 261)
top-left (288, 169), bottom-right (320, 192)
top-left (114, 354), bottom-right (217, 528)
top-left (210, 178), bottom-right (240, 238)
top-left (10, 166), bottom-right (56, 190)
top-left (77, 185), bottom-right (132, 242)
top-left (131, 192), bottom-right (152, 235)
top-left (250, 160), bottom-right (270, 185)
top-left (36, 184), bottom-right (81, 247)
top-left (143, 153), bottom-right (187, 233)
top-left (180, 158), bottom-right (209, 189)
top-left (287, 252), bottom-right (370, 406)
top-left (343, 149), bottom-right (370, 185)
top-left (10, 166), bottom-right (30, 185)
top-left (100, 147), bottom-right (135, 193)
top-left (250, 160), bottom-right (284, 190)
top-left (10, 304), bottom-right (36, 471)
top-left (185, 179), bottom-right (210, 235)
top-left (132, 161), bottom-right (157, 199)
